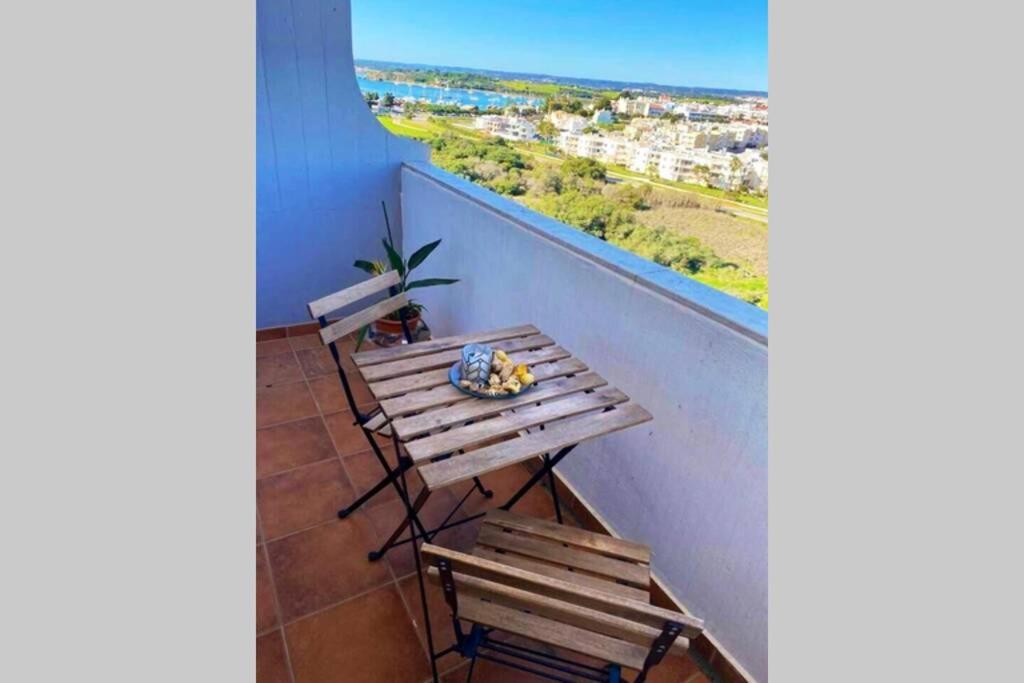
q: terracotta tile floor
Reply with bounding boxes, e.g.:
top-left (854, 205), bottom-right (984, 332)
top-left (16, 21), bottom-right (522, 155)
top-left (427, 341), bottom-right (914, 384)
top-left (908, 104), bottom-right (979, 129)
top-left (256, 333), bottom-right (708, 683)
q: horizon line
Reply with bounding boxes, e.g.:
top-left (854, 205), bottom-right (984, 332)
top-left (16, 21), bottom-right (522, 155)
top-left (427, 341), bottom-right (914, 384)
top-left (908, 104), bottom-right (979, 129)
top-left (354, 57), bottom-right (768, 97)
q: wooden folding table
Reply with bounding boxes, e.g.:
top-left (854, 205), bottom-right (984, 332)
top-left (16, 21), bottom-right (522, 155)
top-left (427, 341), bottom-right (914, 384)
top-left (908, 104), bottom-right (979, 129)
top-left (349, 323), bottom-right (652, 681)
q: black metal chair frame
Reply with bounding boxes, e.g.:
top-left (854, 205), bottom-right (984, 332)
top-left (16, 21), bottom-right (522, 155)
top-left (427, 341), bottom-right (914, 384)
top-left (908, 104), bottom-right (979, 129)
top-left (389, 439), bottom-right (577, 682)
top-left (312, 288), bottom-right (493, 529)
top-left (426, 543), bottom-right (684, 683)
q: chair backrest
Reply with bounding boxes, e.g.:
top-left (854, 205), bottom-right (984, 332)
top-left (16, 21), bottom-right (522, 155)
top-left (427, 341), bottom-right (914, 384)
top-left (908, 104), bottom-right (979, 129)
top-left (307, 270), bottom-right (408, 345)
top-left (421, 542), bottom-right (704, 672)
top-left (305, 271), bottom-right (410, 419)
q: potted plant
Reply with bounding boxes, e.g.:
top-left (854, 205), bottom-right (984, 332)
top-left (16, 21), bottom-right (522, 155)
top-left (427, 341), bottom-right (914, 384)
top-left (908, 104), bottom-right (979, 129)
top-left (353, 203), bottom-right (459, 349)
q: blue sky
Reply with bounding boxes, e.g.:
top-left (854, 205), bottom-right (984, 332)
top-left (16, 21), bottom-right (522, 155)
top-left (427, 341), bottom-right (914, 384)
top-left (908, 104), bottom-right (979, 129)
top-left (352, 0), bottom-right (767, 93)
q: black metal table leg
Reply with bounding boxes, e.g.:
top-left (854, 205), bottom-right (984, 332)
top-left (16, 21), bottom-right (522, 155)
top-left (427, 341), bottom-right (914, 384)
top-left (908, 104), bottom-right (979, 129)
top-left (500, 445), bottom-right (576, 512)
top-left (543, 453), bottom-right (563, 523)
top-left (398, 454), bottom-right (441, 683)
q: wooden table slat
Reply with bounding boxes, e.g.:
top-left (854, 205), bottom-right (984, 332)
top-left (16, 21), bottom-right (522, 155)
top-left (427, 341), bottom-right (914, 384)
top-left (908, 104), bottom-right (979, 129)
top-left (405, 388), bottom-right (628, 462)
top-left (367, 345), bottom-right (572, 400)
top-left (392, 372), bottom-right (608, 440)
top-left (417, 403), bottom-right (653, 489)
top-left (379, 357), bottom-right (589, 419)
top-left (360, 334), bottom-right (554, 383)
top-left (351, 323), bottom-right (540, 367)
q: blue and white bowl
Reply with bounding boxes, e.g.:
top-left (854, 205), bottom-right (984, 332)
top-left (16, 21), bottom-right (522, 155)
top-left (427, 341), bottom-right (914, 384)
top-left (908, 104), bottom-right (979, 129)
top-left (460, 344), bottom-right (493, 385)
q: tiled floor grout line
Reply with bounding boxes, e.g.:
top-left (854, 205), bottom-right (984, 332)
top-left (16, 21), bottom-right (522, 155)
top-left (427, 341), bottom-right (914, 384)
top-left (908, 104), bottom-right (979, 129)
top-left (290, 337), bottom-right (415, 658)
top-left (257, 505), bottom-right (296, 683)
top-left (262, 340), bottom-right (424, 679)
top-left (302, 335), bottom-right (452, 679)
top-left (257, 396), bottom-right (376, 432)
top-left (261, 336), bottom-right (579, 682)
top-left (257, 440), bottom-right (392, 487)
top-left (276, 577), bottom-right (398, 629)
top-left (259, 338), bottom-right (358, 683)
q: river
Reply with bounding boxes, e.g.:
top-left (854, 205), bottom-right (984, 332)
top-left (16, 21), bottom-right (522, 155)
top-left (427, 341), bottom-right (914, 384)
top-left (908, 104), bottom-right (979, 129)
top-left (356, 76), bottom-right (541, 109)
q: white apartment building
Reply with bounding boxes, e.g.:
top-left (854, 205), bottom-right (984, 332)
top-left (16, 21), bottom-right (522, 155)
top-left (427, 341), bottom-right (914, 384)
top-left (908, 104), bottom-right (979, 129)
top-left (547, 110), bottom-right (587, 134)
top-left (614, 97), bottom-right (666, 117)
top-left (474, 115), bottom-right (537, 141)
top-left (675, 128), bottom-right (708, 150)
top-left (576, 134), bottom-right (606, 159)
top-left (559, 120), bottom-right (767, 193)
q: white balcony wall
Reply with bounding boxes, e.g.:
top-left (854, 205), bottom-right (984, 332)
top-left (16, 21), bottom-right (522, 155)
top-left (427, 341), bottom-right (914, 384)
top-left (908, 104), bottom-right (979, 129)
top-left (401, 162), bottom-right (768, 681)
top-left (256, 0), bottom-right (427, 328)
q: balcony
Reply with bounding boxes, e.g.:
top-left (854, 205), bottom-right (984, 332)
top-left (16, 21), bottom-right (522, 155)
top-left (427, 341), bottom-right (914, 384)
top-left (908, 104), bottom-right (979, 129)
top-left (257, 2), bottom-right (766, 681)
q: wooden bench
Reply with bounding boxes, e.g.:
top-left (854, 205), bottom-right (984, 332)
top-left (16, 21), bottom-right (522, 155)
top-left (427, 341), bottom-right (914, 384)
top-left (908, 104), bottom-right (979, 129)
top-left (421, 511), bottom-right (703, 682)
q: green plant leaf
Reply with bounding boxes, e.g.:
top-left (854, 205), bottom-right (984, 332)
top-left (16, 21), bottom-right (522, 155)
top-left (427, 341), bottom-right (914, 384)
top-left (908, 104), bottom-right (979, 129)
top-left (353, 259), bottom-right (379, 274)
top-left (406, 239), bottom-right (442, 272)
top-left (405, 278), bottom-right (460, 290)
top-left (354, 324), bottom-right (369, 352)
top-left (382, 238), bottom-right (405, 277)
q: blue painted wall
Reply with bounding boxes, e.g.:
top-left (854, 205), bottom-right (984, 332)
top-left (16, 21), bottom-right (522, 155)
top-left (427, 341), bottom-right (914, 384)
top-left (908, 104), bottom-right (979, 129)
top-left (256, 0), bottom-right (427, 328)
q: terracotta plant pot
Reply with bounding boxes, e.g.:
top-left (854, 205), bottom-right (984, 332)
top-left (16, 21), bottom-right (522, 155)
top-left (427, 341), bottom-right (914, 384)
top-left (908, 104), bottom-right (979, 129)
top-left (372, 313), bottom-right (421, 336)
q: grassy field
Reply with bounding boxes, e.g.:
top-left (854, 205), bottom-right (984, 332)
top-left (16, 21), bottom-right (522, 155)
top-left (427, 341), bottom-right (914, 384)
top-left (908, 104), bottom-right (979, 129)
top-left (375, 116), bottom-right (436, 140)
top-left (497, 80), bottom-right (563, 96)
top-left (636, 191), bottom-right (768, 277)
top-left (496, 80), bottom-right (619, 101)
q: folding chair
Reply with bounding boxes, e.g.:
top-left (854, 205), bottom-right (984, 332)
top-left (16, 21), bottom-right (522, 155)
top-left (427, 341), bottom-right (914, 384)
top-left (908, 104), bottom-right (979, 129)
top-left (306, 271), bottom-right (491, 522)
top-left (421, 510), bottom-right (704, 683)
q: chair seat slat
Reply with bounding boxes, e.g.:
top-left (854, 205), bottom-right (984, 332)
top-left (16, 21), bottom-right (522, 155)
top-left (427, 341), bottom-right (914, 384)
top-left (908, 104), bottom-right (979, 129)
top-left (477, 525), bottom-right (650, 588)
top-left (484, 510), bottom-right (651, 564)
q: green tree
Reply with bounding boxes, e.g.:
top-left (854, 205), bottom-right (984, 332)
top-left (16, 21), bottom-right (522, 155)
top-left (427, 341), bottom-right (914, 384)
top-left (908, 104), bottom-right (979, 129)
top-left (381, 92), bottom-right (395, 108)
top-left (594, 96), bottom-right (612, 111)
top-left (562, 156), bottom-right (607, 182)
top-left (537, 120), bottom-right (558, 140)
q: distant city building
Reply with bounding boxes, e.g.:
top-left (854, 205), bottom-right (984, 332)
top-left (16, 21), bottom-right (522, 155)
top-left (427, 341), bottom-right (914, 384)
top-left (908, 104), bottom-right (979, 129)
top-left (474, 115), bottom-right (538, 141)
top-left (546, 110), bottom-right (587, 134)
top-left (555, 111), bottom-right (768, 193)
top-left (614, 96), bottom-right (666, 117)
